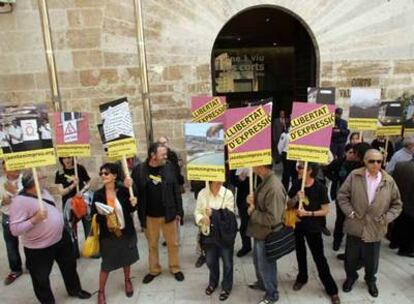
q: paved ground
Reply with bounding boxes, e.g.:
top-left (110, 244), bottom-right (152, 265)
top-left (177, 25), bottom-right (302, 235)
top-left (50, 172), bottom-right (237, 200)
top-left (1, 188), bottom-right (414, 304)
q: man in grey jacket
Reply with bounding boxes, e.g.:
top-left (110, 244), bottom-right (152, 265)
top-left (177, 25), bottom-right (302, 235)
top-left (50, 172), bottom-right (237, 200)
top-left (338, 149), bottom-right (402, 298)
top-left (246, 164), bottom-right (287, 304)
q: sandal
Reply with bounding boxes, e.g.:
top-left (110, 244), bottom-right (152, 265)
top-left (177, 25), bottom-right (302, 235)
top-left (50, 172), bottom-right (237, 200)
top-left (219, 290), bottom-right (230, 301)
top-left (205, 285), bottom-right (216, 295)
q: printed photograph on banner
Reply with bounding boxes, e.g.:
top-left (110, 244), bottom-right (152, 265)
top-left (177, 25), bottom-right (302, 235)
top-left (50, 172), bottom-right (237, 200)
top-left (348, 88), bottom-right (381, 130)
top-left (99, 97), bottom-right (137, 158)
top-left (307, 87), bottom-right (335, 105)
top-left (376, 101), bottom-right (403, 136)
top-left (0, 104), bottom-right (55, 170)
top-left (52, 112), bottom-right (91, 157)
top-left (185, 122), bottom-right (225, 181)
top-left (287, 102), bottom-right (335, 164)
top-left (225, 103), bottom-right (272, 169)
top-left (402, 99), bottom-right (414, 136)
top-left (191, 96), bottom-right (227, 123)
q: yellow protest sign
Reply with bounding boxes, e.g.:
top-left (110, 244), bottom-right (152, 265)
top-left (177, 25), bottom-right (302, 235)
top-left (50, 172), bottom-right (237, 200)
top-left (0, 149), bottom-right (3, 159)
top-left (376, 126), bottom-right (402, 136)
top-left (228, 149), bottom-right (272, 170)
top-left (4, 148), bottom-right (56, 171)
top-left (348, 118), bottom-right (378, 131)
top-left (287, 144), bottom-right (331, 164)
top-left (404, 128), bottom-right (414, 136)
top-left (106, 138), bottom-right (137, 159)
top-left (187, 164), bottom-right (225, 182)
top-left (55, 144), bottom-right (91, 157)
top-left (192, 97), bottom-right (226, 123)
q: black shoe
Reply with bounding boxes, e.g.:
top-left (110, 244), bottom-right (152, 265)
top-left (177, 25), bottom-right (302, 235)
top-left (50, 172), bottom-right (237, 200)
top-left (293, 281), bottom-right (306, 291)
top-left (336, 253), bottom-right (345, 261)
top-left (174, 271), bottom-right (185, 282)
top-left (333, 242), bottom-right (340, 251)
top-left (342, 278), bottom-right (355, 293)
top-left (236, 247), bottom-right (251, 257)
top-left (389, 242), bottom-right (399, 249)
top-left (142, 273), bottom-right (160, 284)
top-left (397, 251), bottom-right (414, 258)
top-left (68, 290), bottom-right (92, 299)
top-left (367, 282), bottom-right (378, 297)
top-left (248, 282), bottom-right (265, 291)
top-left (219, 290), bottom-right (230, 301)
top-left (162, 241), bottom-right (167, 247)
top-left (195, 254), bottom-right (206, 268)
top-left (321, 227), bottom-right (331, 236)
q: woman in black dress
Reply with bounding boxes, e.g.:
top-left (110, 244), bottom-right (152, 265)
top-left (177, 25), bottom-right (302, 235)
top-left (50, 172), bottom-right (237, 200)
top-left (288, 162), bottom-right (340, 304)
top-left (92, 163), bottom-right (138, 304)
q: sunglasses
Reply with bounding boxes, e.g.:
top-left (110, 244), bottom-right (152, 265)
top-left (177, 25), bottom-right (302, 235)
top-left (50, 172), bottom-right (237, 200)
top-left (367, 159), bottom-right (382, 164)
top-left (297, 166), bottom-right (304, 170)
top-left (99, 171), bottom-right (110, 176)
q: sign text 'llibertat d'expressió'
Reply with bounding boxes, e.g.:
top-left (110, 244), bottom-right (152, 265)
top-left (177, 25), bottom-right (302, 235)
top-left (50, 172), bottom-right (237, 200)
top-left (192, 97), bottom-right (225, 122)
top-left (289, 105), bottom-right (334, 141)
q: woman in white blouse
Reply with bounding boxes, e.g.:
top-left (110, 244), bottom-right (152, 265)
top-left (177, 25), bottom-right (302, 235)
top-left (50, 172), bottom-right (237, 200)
top-left (194, 181), bottom-right (235, 301)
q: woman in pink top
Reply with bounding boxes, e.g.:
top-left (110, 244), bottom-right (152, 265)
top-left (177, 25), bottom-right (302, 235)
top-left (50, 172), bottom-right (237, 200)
top-left (9, 169), bottom-right (91, 304)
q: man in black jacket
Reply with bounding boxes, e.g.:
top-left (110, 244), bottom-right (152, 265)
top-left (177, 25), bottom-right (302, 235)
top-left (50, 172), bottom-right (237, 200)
top-left (330, 108), bottom-right (350, 159)
top-left (129, 142), bottom-right (185, 283)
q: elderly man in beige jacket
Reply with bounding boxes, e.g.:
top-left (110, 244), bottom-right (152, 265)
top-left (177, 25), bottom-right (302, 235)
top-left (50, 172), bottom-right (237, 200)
top-left (337, 149), bottom-right (402, 298)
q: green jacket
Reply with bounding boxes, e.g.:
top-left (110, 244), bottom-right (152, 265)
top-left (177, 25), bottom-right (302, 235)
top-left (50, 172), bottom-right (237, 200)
top-left (338, 167), bottom-right (402, 242)
top-left (246, 171), bottom-right (287, 240)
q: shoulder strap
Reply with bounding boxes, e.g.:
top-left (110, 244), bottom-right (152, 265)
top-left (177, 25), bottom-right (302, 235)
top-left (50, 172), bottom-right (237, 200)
top-left (18, 191), bottom-right (56, 207)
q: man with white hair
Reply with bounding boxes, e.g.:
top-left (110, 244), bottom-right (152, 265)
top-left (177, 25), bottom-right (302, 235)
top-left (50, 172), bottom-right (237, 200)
top-left (385, 135), bottom-right (414, 174)
top-left (338, 149), bottom-right (402, 298)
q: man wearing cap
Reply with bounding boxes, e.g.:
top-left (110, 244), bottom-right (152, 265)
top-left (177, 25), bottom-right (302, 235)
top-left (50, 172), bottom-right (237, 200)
top-left (330, 108), bottom-right (350, 159)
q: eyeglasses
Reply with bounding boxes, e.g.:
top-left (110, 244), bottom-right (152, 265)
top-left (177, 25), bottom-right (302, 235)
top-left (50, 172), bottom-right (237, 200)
top-left (99, 171), bottom-right (110, 176)
top-left (367, 159), bottom-right (382, 164)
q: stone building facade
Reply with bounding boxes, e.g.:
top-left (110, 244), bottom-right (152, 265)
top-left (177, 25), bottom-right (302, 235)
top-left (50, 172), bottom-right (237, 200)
top-left (1, 0), bottom-right (414, 174)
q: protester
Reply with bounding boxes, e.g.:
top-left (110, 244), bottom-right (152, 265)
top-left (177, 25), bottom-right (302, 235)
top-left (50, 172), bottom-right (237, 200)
top-left (157, 136), bottom-right (185, 189)
top-left (371, 135), bottom-right (394, 163)
top-left (230, 169), bottom-right (251, 257)
top-left (9, 169), bottom-right (91, 303)
top-left (246, 164), bottom-right (287, 304)
top-left (0, 161), bottom-right (23, 285)
top-left (273, 110), bottom-right (289, 163)
top-left (55, 157), bottom-right (91, 257)
top-left (0, 124), bottom-right (11, 153)
top-left (8, 120), bottom-right (23, 152)
top-left (324, 144), bottom-right (359, 251)
top-left (278, 124), bottom-right (297, 190)
top-left (195, 181), bottom-right (236, 301)
top-left (129, 142), bottom-right (185, 283)
top-left (385, 135), bottom-right (414, 174)
top-left (330, 108), bottom-right (350, 159)
top-left (288, 162), bottom-right (340, 304)
top-left (91, 163), bottom-right (139, 303)
top-left (390, 159), bottom-right (414, 257)
top-left (349, 132), bottom-right (362, 145)
top-left (338, 149), bottom-right (402, 298)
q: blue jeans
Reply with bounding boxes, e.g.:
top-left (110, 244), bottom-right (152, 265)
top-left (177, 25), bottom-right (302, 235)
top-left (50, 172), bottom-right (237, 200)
top-left (205, 244), bottom-right (234, 292)
top-left (2, 214), bottom-right (22, 272)
top-left (253, 239), bottom-right (278, 301)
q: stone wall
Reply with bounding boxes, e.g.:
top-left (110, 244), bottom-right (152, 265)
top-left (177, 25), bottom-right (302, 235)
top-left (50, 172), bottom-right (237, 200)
top-left (1, 0), bottom-right (414, 178)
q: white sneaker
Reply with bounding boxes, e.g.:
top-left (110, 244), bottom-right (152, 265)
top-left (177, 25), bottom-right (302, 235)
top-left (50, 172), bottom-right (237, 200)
top-left (258, 298), bottom-right (278, 304)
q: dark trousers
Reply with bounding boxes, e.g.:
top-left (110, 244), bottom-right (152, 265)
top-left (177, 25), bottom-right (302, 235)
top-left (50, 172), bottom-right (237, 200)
top-left (330, 143), bottom-right (345, 159)
top-left (236, 198), bottom-right (251, 250)
top-left (295, 229), bottom-right (338, 296)
top-left (281, 152), bottom-right (298, 191)
top-left (24, 230), bottom-right (82, 304)
top-left (345, 235), bottom-right (380, 283)
top-left (2, 214), bottom-right (23, 272)
top-left (333, 202), bottom-right (345, 248)
top-left (205, 244), bottom-right (234, 292)
top-left (391, 213), bottom-right (414, 253)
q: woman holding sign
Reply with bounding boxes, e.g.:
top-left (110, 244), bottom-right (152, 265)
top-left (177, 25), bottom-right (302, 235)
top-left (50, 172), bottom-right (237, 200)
top-left (91, 163), bottom-right (138, 304)
top-left (287, 162), bottom-right (340, 304)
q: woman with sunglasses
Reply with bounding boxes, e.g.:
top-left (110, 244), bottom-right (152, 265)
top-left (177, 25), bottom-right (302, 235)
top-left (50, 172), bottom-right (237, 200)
top-left (287, 162), bottom-right (340, 304)
top-left (92, 163), bottom-right (138, 304)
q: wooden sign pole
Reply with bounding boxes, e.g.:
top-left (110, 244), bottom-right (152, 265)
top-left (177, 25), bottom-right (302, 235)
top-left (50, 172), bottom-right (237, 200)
top-left (121, 156), bottom-right (136, 206)
top-left (32, 167), bottom-right (44, 210)
top-left (73, 157), bottom-right (80, 193)
top-left (299, 161), bottom-right (308, 209)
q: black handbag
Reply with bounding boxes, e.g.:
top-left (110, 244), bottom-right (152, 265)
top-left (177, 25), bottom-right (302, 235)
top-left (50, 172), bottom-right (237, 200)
top-left (264, 223), bottom-right (295, 262)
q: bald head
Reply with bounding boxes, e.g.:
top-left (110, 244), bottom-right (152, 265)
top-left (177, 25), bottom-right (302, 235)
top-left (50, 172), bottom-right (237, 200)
top-left (157, 136), bottom-right (169, 148)
top-left (364, 149), bottom-right (383, 162)
top-left (364, 149), bottom-right (383, 174)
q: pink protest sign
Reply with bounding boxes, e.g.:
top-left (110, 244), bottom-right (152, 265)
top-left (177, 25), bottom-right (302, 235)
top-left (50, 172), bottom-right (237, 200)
top-left (225, 103), bottom-right (272, 169)
top-left (287, 102), bottom-right (335, 164)
top-left (53, 112), bottom-right (90, 157)
top-left (191, 96), bottom-right (226, 123)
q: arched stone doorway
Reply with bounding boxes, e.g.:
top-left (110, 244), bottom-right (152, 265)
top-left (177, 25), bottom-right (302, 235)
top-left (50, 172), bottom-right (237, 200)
top-left (211, 5), bottom-right (319, 114)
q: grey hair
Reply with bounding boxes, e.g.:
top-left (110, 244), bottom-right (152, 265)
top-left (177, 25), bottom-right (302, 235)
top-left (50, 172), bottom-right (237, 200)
top-left (403, 135), bottom-right (414, 147)
top-left (363, 149), bottom-right (383, 161)
top-left (21, 169), bottom-right (35, 189)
